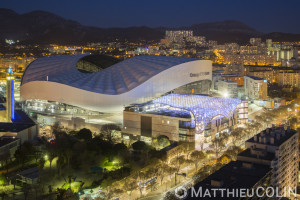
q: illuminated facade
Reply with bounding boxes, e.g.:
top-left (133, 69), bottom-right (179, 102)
top-left (21, 55), bottom-right (212, 113)
top-left (123, 94), bottom-right (247, 148)
top-left (152, 94), bottom-right (242, 133)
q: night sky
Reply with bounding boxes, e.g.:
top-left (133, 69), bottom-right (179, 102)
top-left (1, 0), bottom-right (300, 33)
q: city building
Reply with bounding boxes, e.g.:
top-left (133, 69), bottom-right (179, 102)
top-left (238, 126), bottom-right (298, 196)
top-left (165, 30), bottom-right (194, 43)
top-left (278, 69), bottom-right (300, 88)
top-left (216, 79), bottom-right (238, 98)
top-left (21, 55), bottom-right (212, 113)
top-left (122, 94), bottom-right (247, 149)
top-left (187, 161), bottom-right (272, 199)
top-left (0, 136), bottom-right (20, 163)
top-left (244, 76), bottom-right (268, 100)
top-left (224, 63), bottom-right (245, 76)
top-left (0, 68), bottom-right (37, 143)
top-left (250, 38), bottom-right (262, 46)
top-left (222, 74), bottom-right (244, 86)
top-left (0, 110), bottom-right (38, 143)
top-left (188, 126), bottom-right (298, 199)
top-left (250, 69), bottom-right (276, 83)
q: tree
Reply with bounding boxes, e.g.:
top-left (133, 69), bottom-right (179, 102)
top-left (37, 158), bottom-right (45, 181)
top-left (101, 124), bottom-right (121, 142)
top-left (0, 150), bottom-right (10, 173)
top-left (145, 168), bottom-right (158, 191)
top-left (0, 192), bottom-right (7, 200)
top-left (157, 135), bottom-right (170, 149)
top-left (76, 128), bottom-right (92, 141)
top-left (190, 150), bottom-right (206, 171)
top-left (14, 142), bottom-right (34, 167)
top-left (64, 148), bottom-right (72, 170)
top-left (101, 177), bottom-right (114, 199)
top-left (166, 166), bottom-right (176, 189)
top-left (132, 141), bottom-right (147, 151)
top-left (210, 133), bottom-right (228, 159)
top-left (170, 155), bottom-right (186, 174)
top-left (133, 171), bottom-right (146, 198)
top-left (230, 127), bottom-right (245, 146)
top-left (21, 184), bottom-right (31, 200)
top-left (219, 154), bottom-right (231, 164)
top-left (110, 187), bottom-right (124, 200)
top-left (56, 155), bottom-right (65, 176)
top-left (122, 178), bottom-right (137, 199)
top-left (0, 175), bottom-right (7, 186)
top-left (156, 162), bottom-right (167, 187)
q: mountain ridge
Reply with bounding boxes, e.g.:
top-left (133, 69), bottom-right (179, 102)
top-left (0, 8), bottom-right (299, 44)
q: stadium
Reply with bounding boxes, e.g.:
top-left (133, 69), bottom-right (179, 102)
top-left (20, 54), bottom-right (212, 113)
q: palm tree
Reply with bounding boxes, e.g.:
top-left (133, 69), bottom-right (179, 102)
top-left (37, 158), bottom-right (45, 182)
top-left (21, 184), bottom-right (31, 200)
top-left (65, 149), bottom-right (72, 170)
top-left (56, 155), bottom-right (65, 176)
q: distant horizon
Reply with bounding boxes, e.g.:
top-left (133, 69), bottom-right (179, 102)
top-left (1, 0), bottom-right (300, 34)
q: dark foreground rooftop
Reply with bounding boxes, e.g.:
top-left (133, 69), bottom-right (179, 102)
top-left (186, 161), bottom-right (271, 199)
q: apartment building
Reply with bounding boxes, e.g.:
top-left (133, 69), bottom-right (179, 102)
top-left (244, 76), bottom-right (268, 100)
top-left (238, 126), bottom-right (298, 196)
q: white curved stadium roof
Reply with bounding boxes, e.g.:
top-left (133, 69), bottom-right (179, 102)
top-left (21, 55), bottom-right (212, 112)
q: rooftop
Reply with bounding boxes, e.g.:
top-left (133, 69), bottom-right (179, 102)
top-left (21, 55), bottom-right (200, 95)
top-left (153, 94), bottom-right (241, 133)
top-left (246, 126), bottom-right (297, 147)
top-left (188, 161), bottom-right (271, 199)
top-left (17, 167), bottom-right (39, 180)
top-left (238, 148), bottom-right (275, 161)
top-left (0, 136), bottom-right (19, 148)
top-left (0, 110), bottom-right (36, 132)
top-left (244, 75), bottom-right (265, 81)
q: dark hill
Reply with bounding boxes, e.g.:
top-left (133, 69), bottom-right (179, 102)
top-left (0, 8), bottom-right (299, 44)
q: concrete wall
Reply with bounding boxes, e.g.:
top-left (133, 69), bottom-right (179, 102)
top-left (123, 111), bottom-right (192, 141)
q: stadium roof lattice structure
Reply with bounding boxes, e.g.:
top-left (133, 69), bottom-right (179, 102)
top-left (153, 94), bottom-right (242, 133)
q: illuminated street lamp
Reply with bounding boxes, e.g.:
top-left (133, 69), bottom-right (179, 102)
top-left (223, 91), bottom-right (229, 98)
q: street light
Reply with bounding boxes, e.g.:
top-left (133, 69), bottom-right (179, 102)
top-left (223, 91), bottom-right (229, 98)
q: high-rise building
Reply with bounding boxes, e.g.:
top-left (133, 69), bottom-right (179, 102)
top-left (238, 126), bottom-right (299, 196)
top-left (188, 126), bottom-right (298, 199)
top-left (165, 30), bottom-right (193, 43)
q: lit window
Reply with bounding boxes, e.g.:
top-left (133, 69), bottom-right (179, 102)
top-left (167, 121), bottom-right (170, 124)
